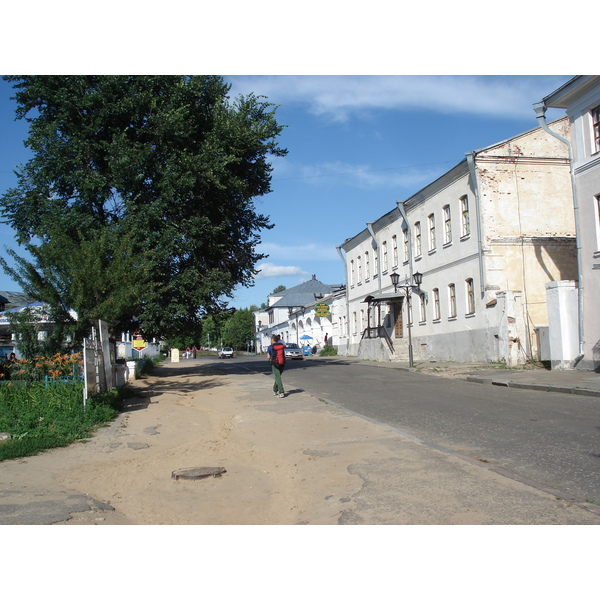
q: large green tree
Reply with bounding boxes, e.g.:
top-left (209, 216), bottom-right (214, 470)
top-left (0, 75), bottom-right (286, 340)
top-left (221, 307), bottom-right (256, 350)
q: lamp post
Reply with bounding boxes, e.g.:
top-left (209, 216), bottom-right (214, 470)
top-left (390, 271), bottom-right (422, 368)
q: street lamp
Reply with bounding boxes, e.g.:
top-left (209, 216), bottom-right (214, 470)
top-left (390, 271), bottom-right (422, 368)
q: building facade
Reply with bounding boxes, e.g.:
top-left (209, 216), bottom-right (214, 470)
top-left (339, 119), bottom-right (576, 365)
top-left (535, 76), bottom-right (600, 370)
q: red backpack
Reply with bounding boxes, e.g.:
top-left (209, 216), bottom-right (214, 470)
top-left (271, 342), bottom-right (286, 366)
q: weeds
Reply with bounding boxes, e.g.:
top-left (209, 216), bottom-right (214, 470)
top-left (319, 346), bottom-right (338, 357)
top-left (0, 381), bottom-right (123, 462)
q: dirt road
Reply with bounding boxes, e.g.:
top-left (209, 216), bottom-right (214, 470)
top-left (1, 359), bottom-right (599, 525)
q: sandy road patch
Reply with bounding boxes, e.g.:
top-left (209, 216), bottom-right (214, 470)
top-left (1, 360), bottom-right (599, 525)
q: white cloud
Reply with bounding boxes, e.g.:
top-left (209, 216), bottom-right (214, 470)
top-left (227, 75), bottom-right (570, 123)
top-left (258, 243), bottom-right (339, 261)
top-left (280, 160), bottom-right (451, 191)
top-left (255, 262), bottom-right (309, 280)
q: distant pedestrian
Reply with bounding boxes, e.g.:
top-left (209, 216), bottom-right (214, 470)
top-left (267, 334), bottom-right (286, 398)
top-left (192, 345), bottom-right (197, 359)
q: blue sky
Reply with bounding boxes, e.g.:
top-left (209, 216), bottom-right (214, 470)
top-left (0, 75), bottom-right (572, 308)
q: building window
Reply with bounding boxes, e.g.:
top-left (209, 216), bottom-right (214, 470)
top-left (350, 260), bottom-right (355, 286)
top-left (466, 278), bottom-right (475, 315)
top-left (419, 293), bottom-right (426, 323)
top-left (374, 248), bottom-right (379, 277)
top-left (428, 214), bottom-right (436, 251)
top-left (365, 251), bottom-right (370, 279)
top-left (360, 309), bottom-right (365, 331)
top-left (460, 196), bottom-right (470, 237)
top-left (443, 205), bottom-right (452, 244)
top-left (357, 255), bottom-right (362, 283)
top-left (403, 229), bottom-right (409, 263)
top-left (414, 222), bottom-right (422, 257)
top-left (596, 194), bottom-right (600, 248)
top-left (433, 288), bottom-right (440, 320)
top-left (392, 235), bottom-right (398, 267)
top-left (448, 283), bottom-right (456, 318)
top-left (382, 241), bottom-right (388, 272)
top-left (593, 105), bottom-right (600, 154)
top-left (353, 312), bottom-right (357, 335)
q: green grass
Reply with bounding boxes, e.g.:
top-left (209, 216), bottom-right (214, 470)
top-left (0, 381), bottom-right (123, 462)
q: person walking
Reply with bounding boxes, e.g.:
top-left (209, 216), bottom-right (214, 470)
top-left (267, 334), bottom-right (286, 398)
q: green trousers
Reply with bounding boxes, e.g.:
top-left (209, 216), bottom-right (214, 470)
top-left (271, 364), bottom-right (285, 394)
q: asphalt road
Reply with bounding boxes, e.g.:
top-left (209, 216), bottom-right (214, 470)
top-left (218, 355), bottom-right (600, 504)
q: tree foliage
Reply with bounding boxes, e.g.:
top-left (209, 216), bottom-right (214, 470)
top-left (0, 75), bottom-right (287, 340)
top-left (221, 308), bottom-right (256, 350)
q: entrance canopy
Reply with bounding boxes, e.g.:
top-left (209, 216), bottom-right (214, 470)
top-left (362, 292), bottom-right (404, 304)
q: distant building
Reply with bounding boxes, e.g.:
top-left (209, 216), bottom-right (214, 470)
top-left (253, 275), bottom-right (344, 351)
top-left (0, 291), bottom-right (39, 358)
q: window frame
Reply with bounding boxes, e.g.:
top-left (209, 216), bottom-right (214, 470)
top-left (428, 213), bottom-right (436, 251)
top-left (382, 240), bottom-right (388, 272)
top-left (595, 194), bottom-right (600, 250)
top-left (448, 283), bottom-right (457, 319)
top-left (443, 205), bottom-right (452, 245)
top-left (460, 195), bottom-right (470, 238)
top-left (419, 293), bottom-right (426, 323)
top-left (414, 221), bottom-right (422, 257)
top-left (433, 288), bottom-right (440, 321)
top-left (593, 105), bottom-right (600, 155)
top-left (466, 278), bottom-right (475, 315)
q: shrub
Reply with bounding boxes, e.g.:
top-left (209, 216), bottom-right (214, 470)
top-left (2, 353), bottom-right (82, 383)
top-left (319, 345), bottom-right (338, 357)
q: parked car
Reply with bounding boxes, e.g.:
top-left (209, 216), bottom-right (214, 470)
top-left (219, 347), bottom-right (234, 359)
top-left (284, 342), bottom-right (303, 360)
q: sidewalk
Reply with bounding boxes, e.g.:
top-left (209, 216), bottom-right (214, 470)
top-left (327, 356), bottom-right (600, 398)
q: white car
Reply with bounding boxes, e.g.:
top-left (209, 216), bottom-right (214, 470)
top-left (284, 343), bottom-right (303, 360)
top-left (219, 347), bottom-right (234, 358)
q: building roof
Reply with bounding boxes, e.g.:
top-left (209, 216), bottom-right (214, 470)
top-left (269, 276), bottom-right (342, 309)
top-left (0, 291), bottom-right (38, 307)
top-left (540, 76), bottom-right (600, 109)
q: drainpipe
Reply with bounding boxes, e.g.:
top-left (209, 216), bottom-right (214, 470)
top-left (396, 201), bottom-right (412, 283)
top-left (465, 152), bottom-right (487, 300)
top-left (366, 222), bottom-right (382, 294)
top-left (533, 102), bottom-right (584, 366)
top-left (336, 244), bottom-right (351, 352)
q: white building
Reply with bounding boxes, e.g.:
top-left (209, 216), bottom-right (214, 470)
top-left (338, 119), bottom-right (577, 365)
top-left (534, 76), bottom-right (600, 370)
top-left (253, 276), bottom-right (344, 352)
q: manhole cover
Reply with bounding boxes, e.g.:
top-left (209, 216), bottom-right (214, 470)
top-left (171, 467), bottom-right (226, 480)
